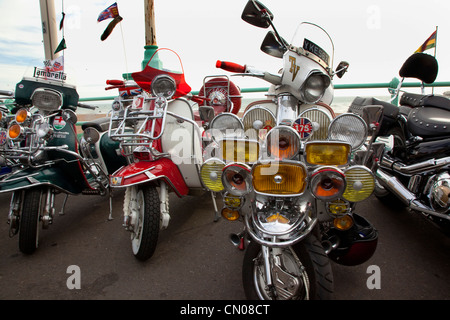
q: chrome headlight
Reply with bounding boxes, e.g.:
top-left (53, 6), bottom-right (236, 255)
top-left (299, 108), bottom-right (332, 140)
top-left (7, 122), bottom-right (24, 140)
top-left (210, 113), bottom-right (244, 138)
top-left (222, 163), bottom-right (252, 196)
top-left (328, 113), bottom-right (368, 150)
top-left (31, 88), bottom-right (62, 112)
top-left (342, 166), bottom-right (375, 202)
top-left (242, 106), bottom-right (275, 141)
top-left (310, 166), bottom-right (346, 201)
top-left (151, 74), bottom-right (176, 99)
top-left (300, 71), bottom-right (331, 104)
top-left (266, 126), bottom-right (301, 160)
top-left (200, 158), bottom-right (225, 192)
top-left (15, 108), bottom-right (31, 124)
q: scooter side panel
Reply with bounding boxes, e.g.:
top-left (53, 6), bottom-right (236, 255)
top-left (0, 166), bottom-right (84, 194)
top-left (110, 157), bottom-right (189, 196)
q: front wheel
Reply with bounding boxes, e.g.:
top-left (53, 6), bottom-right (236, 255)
top-left (19, 188), bottom-right (43, 254)
top-left (130, 185), bottom-right (160, 261)
top-left (242, 235), bottom-right (334, 300)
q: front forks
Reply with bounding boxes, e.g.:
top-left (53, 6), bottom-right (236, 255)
top-left (7, 188), bottom-right (56, 237)
top-left (260, 245), bottom-right (304, 300)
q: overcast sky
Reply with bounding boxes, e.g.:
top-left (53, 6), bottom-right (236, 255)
top-left (1, 0), bottom-right (450, 100)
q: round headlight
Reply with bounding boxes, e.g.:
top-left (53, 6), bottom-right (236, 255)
top-left (310, 167), bottom-right (346, 201)
top-left (8, 123), bottom-right (23, 140)
top-left (200, 158), bottom-right (225, 192)
top-left (301, 72), bottom-right (331, 104)
top-left (15, 108), bottom-right (30, 124)
top-left (266, 126), bottom-right (301, 160)
top-left (328, 113), bottom-right (368, 150)
top-left (151, 74), bottom-right (176, 99)
top-left (210, 113), bottom-right (244, 139)
top-left (222, 163), bottom-right (252, 196)
top-left (242, 106), bottom-right (275, 141)
top-left (342, 166), bottom-right (375, 202)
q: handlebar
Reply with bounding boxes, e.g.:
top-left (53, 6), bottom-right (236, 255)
top-left (216, 60), bottom-right (246, 73)
top-left (77, 103), bottom-right (97, 110)
top-left (216, 60), bottom-right (282, 85)
top-left (0, 90), bottom-right (14, 97)
top-left (106, 79), bottom-right (125, 86)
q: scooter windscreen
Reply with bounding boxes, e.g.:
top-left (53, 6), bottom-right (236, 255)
top-left (290, 22), bottom-right (334, 73)
top-left (131, 48), bottom-right (191, 99)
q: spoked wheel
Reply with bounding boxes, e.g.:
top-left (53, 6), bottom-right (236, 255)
top-left (242, 235), bottom-right (333, 300)
top-left (19, 188), bottom-right (44, 255)
top-left (130, 185), bottom-right (160, 261)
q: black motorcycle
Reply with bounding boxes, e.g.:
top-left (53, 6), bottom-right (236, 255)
top-left (350, 52), bottom-right (450, 235)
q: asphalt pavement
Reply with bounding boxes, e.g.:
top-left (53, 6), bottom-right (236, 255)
top-left (0, 188), bottom-right (449, 301)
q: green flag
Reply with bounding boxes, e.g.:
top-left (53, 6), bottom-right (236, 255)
top-left (54, 38), bottom-right (66, 54)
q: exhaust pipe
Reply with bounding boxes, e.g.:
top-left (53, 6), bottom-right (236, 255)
top-left (229, 232), bottom-right (245, 250)
top-left (376, 169), bottom-right (450, 221)
top-left (380, 155), bottom-right (450, 175)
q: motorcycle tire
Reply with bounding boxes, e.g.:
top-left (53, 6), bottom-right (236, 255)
top-left (18, 188), bottom-right (43, 254)
top-left (242, 234), bottom-right (334, 300)
top-left (131, 185), bottom-right (160, 261)
top-left (374, 126), bottom-right (406, 208)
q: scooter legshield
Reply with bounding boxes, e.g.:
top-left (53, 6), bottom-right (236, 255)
top-left (110, 157), bottom-right (189, 196)
top-left (0, 166), bottom-right (86, 195)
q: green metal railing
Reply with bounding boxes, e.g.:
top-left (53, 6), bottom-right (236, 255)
top-left (77, 79), bottom-right (450, 124)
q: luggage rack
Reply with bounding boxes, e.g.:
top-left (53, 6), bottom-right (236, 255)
top-left (108, 95), bottom-right (203, 161)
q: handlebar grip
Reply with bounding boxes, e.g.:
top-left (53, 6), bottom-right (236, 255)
top-left (77, 103), bottom-right (97, 110)
top-left (216, 60), bottom-right (246, 73)
top-left (106, 79), bottom-right (124, 86)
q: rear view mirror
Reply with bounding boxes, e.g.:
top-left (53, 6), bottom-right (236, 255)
top-left (335, 61), bottom-right (349, 78)
top-left (260, 31), bottom-right (286, 58)
top-left (241, 0), bottom-right (273, 28)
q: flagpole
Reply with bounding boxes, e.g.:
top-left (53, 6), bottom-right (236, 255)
top-left (433, 26), bottom-right (438, 94)
top-left (142, 0), bottom-right (159, 69)
top-left (39, 0), bottom-right (59, 60)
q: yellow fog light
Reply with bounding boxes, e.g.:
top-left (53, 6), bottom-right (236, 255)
top-left (223, 193), bottom-right (243, 209)
top-left (221, 207), bottom-right (240, 221)
top-left (343, 166), bottom-right (375, 202)
top-left (8, 123), bottom-right (23, 140)
top-left (252, 161), bottom-right (307, 195)
top-left (305, 141), bottom-right (351, 166)
top-left (200, 158), bottom-right (225, 192)
top-left (219, 138), bottom-right (260, 163)
top-left (327, 199), bottom-right (350, 216)
top-left (333, 215), bottom-right (354, 231)
top-left (15, 108), bottom-right (30, 124)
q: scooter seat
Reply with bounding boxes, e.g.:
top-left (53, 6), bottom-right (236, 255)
top-left (407, 106), bottom-right (450, 137)
top-left (81, 117), bottom-right (110, 132)
top-left (401, 93), bottom-right (450, 112)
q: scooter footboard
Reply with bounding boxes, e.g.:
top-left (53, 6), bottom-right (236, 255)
top-left (110, 157), bottom-right (189, 196)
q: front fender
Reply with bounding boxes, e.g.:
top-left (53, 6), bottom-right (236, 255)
top-left (110, 157), bottom-right (189, 197)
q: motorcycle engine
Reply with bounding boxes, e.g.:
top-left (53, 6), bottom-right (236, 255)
top-left (426, 172), bottom-right (450, 213)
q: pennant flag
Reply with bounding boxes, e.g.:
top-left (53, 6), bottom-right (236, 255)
top-left (98, 2), bottom-right (120, 22)
top-left (59, 12), bottom-right (65, 30)
top-left (415, 30), bottom-right (437, 53)
top-left (45, 56), bottom-right (64, 72)
top-left (54, 37), bottom-right (67, 54)
top-left (98, 3), bottom-right (123, 41)
top-left (101, 15), bottom-right (123, 41)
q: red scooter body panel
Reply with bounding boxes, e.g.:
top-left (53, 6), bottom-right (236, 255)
top-left (110, 157), bottom-right (189, 196)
